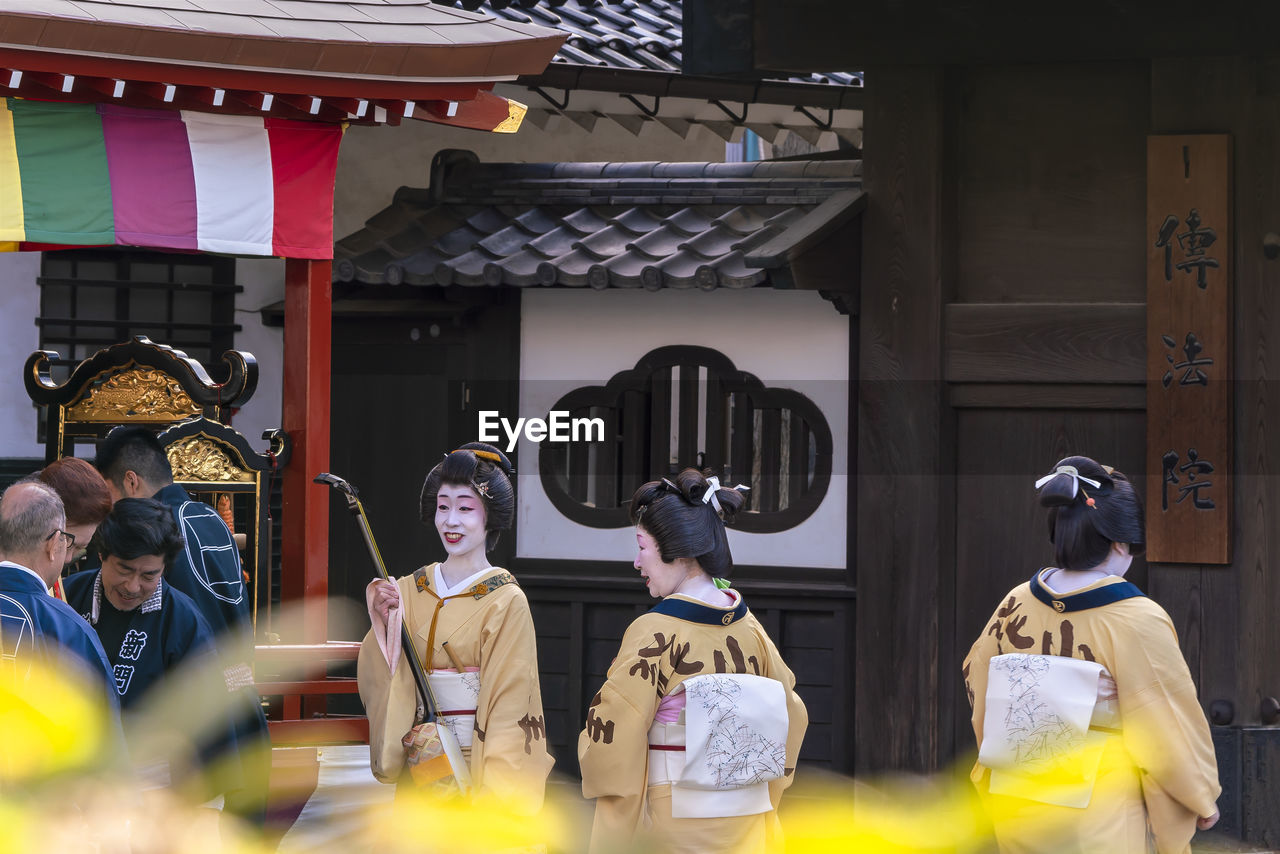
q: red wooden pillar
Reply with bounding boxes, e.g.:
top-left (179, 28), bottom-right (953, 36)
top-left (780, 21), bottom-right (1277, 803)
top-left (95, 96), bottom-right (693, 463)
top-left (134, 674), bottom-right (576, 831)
top-left (281, 257), bottom-right (331, 643)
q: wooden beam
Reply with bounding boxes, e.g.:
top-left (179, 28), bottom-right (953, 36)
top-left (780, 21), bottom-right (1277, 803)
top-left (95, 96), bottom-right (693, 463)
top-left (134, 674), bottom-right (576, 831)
top-left (945, 303), bottom-right (1146, 383)
top-left (281, 258), bottom-right (332, 644)
top-left (743, 189), bottom-right (866, 268)
top-left (410, 90), bottom-right (525, 133)
top-left (268, 718), bottom-right (368, 746)
top-left (0, 46), bottom-right (484, 102)
top-left (855, 65), bottom-right (956, 774)
top-left (740, 1), bottom-right (1280, 71)
top-left (947, 383), bottom-right (1146, 410)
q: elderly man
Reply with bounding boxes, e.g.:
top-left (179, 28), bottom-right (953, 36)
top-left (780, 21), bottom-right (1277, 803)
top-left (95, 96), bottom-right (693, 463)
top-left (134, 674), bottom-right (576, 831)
top-left (0, 480), bottom-right (118, 706)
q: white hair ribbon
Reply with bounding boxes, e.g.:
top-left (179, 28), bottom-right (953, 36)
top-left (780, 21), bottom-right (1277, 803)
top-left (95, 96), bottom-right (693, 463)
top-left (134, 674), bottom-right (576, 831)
top-left (1033, 465), bottom-right (1102, 498)
top-left (703, 476), bottom-right (722, 512)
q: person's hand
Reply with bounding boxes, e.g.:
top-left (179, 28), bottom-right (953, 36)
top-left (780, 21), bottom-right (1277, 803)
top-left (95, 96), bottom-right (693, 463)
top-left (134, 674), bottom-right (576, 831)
top-left (369, 579), bottom-right (401, 625)
top-left (1197, 809), bottom-right (1220, 831)
top-left (1097, 673), bottom-right (1118, 703)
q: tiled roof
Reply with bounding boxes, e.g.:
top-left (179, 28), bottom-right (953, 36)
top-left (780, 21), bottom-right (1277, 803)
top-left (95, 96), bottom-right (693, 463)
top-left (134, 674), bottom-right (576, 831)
top-left (0, 1), bottom-right (565, 80)
top-left (438, 0), bottom-right (862, 87)
top-left (335, 150), bottom-right (863, 291)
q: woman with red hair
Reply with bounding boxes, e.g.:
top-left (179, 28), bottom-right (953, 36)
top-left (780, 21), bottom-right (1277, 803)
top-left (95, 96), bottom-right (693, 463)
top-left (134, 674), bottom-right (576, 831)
top-left (37, 456), bottom-right (112, 598)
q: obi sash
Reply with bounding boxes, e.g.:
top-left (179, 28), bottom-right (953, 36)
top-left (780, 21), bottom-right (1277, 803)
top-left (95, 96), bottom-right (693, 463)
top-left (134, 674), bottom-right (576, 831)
top-left (645, 673), bottom-right (788, 819)
top-left (979, 653), bottom-right (1117, 808)
top-left (427, 668), bottom-right (481, 749)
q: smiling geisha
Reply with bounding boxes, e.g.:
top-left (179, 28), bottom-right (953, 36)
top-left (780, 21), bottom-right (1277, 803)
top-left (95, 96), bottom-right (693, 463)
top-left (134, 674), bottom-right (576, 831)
top-left (357, 443), bottom-right (552, 814)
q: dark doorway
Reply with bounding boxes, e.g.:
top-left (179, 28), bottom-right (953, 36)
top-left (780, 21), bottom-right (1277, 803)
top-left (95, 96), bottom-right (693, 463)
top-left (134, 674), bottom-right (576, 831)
top-left (325, 288), bottom-right (521, 636)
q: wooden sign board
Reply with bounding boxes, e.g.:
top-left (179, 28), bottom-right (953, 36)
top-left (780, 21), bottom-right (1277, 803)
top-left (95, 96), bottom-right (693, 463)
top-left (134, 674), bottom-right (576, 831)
top-left (1146, 134), bottom-right (1231, 564)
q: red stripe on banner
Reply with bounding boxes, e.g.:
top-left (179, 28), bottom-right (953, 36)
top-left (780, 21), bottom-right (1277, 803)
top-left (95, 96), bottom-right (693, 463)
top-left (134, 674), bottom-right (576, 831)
top-left (648, 744), bottom-right (686, 751)
top-left (265, 118), bottom-right (343, 259)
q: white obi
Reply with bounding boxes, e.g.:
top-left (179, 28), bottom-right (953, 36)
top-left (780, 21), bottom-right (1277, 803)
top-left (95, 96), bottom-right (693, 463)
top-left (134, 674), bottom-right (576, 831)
top-left (979, 653), bottom-right (1116, 808)
top-left (427, 669), bottom-right (481, 749)
top-left (646, 673), bottom-right (788, 819)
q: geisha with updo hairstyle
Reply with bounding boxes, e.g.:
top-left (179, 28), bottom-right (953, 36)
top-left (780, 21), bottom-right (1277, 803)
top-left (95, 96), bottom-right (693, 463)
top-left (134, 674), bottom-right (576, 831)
top-left (629, 468), bottom-right (746, 578)
top-left (579, 468), bottom-right (809, 854)
top-left (1037, 455), bottom-right (1145, 570)
top-left (358, 439), bottom-right (553, 813)
top-left (962, 453), bottom-right (1221, 852)
top-left (419, 441), bottom-right (514, 552)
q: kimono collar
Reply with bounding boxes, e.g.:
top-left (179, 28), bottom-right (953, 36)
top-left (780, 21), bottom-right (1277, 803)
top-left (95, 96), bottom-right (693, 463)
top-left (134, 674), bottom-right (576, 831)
top-left (1029, 568), bottom-right (1145, 613)
top-left (0, 560), bottom-right (49, 592)
top-left (650, 588), bottom-right (749, 626)
top-left (88, 570), bottom-right (163, 624)
top-left (410, 564), bottom-right (519, 661)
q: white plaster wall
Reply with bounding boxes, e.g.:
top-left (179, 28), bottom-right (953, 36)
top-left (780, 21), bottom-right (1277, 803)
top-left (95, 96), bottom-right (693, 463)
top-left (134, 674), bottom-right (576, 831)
top-left (0, 253), bottom-right (47, 459)
top-left (514, 288), bottom-right (849, 569)
top-left (230, 258), bottom-right (286, 448)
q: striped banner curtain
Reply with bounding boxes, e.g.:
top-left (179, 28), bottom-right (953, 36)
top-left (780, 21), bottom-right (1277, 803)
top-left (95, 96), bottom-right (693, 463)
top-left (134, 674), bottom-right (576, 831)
top-left (0, 98), bottom-right (344, 259)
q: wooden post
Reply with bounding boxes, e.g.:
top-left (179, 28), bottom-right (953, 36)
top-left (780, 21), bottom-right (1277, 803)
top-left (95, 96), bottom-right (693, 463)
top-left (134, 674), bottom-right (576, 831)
top-left (855, 65), bottom-right (957, 773)
top-left (281, 257), bottom-right (331, 643)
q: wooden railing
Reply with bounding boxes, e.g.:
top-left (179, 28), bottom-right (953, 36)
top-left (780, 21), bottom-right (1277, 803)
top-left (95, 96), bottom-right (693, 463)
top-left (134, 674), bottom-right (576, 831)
top-left (255, 641), bottom-right (368, 746)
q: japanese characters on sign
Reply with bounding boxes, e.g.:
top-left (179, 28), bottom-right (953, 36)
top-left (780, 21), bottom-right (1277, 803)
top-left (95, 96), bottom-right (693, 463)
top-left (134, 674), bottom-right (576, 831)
top-left (1146, 135), bottom-right (1231, 564)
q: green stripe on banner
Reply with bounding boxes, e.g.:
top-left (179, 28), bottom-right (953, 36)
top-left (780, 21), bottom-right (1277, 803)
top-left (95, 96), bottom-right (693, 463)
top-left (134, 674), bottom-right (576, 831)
top-left (9, 100), bottom-right (114, 245)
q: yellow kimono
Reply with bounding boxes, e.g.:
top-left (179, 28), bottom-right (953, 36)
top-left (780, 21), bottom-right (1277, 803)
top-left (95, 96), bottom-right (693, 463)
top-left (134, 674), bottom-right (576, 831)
top-left (357, 564), bottom-right (553, 814)
top-left (578, 590), bottom-right (808, 854)
top-left (964, 570), bottom-right (1220, 854)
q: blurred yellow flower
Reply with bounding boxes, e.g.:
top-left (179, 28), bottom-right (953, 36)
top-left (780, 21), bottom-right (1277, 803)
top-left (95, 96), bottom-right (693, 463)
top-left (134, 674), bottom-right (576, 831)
top-left (0, 660), bottom-right (107, 782)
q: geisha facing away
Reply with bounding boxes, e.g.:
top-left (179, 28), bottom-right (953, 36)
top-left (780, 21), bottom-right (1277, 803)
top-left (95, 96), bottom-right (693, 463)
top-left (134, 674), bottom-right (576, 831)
top-left (964, 455), bottom-right (1220, 854)
top-left (357, 443), bottom-right (552, 812)
top-left (579, 469), bottom-right (808, 854)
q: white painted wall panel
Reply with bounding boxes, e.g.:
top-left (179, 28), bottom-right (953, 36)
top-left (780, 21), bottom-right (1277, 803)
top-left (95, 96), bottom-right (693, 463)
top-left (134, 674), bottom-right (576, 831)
top-left (0, 253), bottom-right (46, 459)
top-left (514, 288), bottom-right (849, 569)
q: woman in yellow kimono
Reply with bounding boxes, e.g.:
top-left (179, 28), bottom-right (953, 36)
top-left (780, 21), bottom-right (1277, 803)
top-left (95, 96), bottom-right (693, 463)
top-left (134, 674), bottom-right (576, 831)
top-left (964, 455), bottom-right (1220, 854)
top-left (357, 443), bottom-right (552, 814)
top-left (579, 469), bottom-right (808, 854)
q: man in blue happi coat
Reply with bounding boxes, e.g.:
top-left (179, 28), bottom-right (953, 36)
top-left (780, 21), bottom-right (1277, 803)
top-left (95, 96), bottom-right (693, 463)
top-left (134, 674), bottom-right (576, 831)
top-left (64, 498), bottom-right (215, 708)
top-left (96, 427), bottom-right (269, 823)
top-left (0, 480), bottom-right (122, 737)
top-left (65, 498), bottom-right (228, 792)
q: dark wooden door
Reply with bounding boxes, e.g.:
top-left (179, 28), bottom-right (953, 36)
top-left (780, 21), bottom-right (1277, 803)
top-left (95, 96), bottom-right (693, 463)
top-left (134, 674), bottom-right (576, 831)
top-left (326, 290), bottom-right (522, 637)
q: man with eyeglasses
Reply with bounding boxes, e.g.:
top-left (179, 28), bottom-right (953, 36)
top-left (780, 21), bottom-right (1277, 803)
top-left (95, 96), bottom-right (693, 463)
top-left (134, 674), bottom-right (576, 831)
top-left (0, 480), bottom-right (119, 712)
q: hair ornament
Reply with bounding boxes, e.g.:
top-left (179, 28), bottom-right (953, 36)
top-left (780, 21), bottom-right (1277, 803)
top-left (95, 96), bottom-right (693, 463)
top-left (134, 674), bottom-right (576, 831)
top-left (1033, 464), bottom-right (1101, 499)
top-left (472, 481), bottom-right (492, 500)
top-left (702, 476), bottom-right (723, 512)
top-left (455, 448), bottom-right (503, 465)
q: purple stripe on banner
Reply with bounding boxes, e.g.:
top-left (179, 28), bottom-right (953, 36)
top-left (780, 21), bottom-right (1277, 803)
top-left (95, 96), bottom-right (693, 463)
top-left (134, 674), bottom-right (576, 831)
top-left (99, 104), bottom-right (198, 250)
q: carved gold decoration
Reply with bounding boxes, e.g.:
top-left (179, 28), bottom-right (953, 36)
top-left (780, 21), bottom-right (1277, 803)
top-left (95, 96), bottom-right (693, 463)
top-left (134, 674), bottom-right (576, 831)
top-left (494, 98), bottom-right (527, 134)
top-left (67, 369), bottom-right (200, 422)
top-left (167, 438), bottom-right (253, 483)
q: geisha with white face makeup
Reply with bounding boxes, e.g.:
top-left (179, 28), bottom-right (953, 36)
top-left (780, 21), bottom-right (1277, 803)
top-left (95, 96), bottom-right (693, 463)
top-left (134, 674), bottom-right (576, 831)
top-left (357, 442), bottom-right (552, 817)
